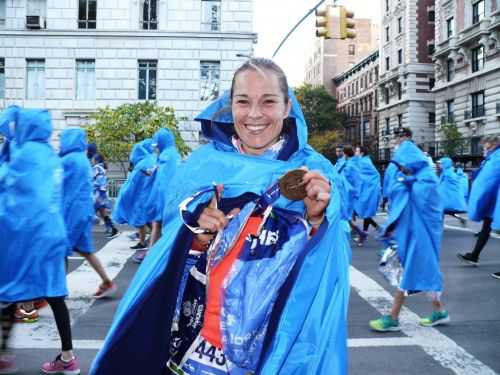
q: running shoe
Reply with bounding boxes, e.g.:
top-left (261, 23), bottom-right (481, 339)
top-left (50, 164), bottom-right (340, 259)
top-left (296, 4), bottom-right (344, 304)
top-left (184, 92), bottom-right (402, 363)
top-left (93, 281), bottom-right (117, 299)
top-left (132, 249), bottom-right (148, 263)
top-left (0, 353), bottom-right (17, 374)
top-left (127, 232), bottom-right (140, 241)
top-left (419, 310), bottom-right (450, 327)
top-left (130, 242), bottom-right (147, 250)
top-left (491, 271), bottom-right (500, 279)
top-left (105, 228), bottom-right (120, 239)
top-left (41, 354), bottom-right (80, 375)
top-left (14, 308), bottom-right (39, 323)
top-left (369, 315), bottom-right (401, 332)
top-left (456, 252), bottom-right (479, 266)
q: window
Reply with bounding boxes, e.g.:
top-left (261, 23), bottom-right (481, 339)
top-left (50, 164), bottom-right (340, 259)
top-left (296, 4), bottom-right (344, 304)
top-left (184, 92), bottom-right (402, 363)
top-left (385, 56), bottom-right (390, 71)
top-left (428, 9), bottom-right (435, 22)
top-left (138, 60), bottom-right (157, 100)
top-left (385, 0), bottom-right (389, 12)
top-left (397, 82), bottom-right (402, 99)
top-left (398, 114), bottom-right (403, 128)
top-left (0, 58), bottom-right (4, 99)
top-left (385, 117), bottom-right (390, 133)
top-left (447, 58), bottom-right (454, 82)
top-left (428, 43), bottom-right (435, 56)
top-left (428, 112), bottom-right (436, 125)
top-left (429, 77), bottom-right (435, 90)
top-left (141, 0), bottom-right (157, 29)
top-left (200, 61), bottom-right (220, 101)
top-left (385, 87), bottom-right (389, 104)
top-left (0, 0), bottom-right (6, 27)
top-left (363, 121), bottom-right (370, 137)
top-left (446, 99), bottom-right (455, 122)
top-left (348, 44), bottom-right (355, 56)
top-left (385, 26), bottom-right (390, 42)
top-left (398, 17), bottom-right (402, 34)
top-left (78, 0), bottom-right (96, 29)
top-left (471, 91), bottom-right (485, 118)
top-left (26, 59), bottom-right (45, 99)
top-left (446, 17), bottom-right (454, 38)
top-left (471, 45), bottom-right (485, 72)
top-left (398, 49), bottom-right (403, 64)
top-left (202, 0), bottom-right (221, 31)
top-left (472, 0), bottom-right (485, 24)
top-left (76, 59), bottom-right (95, 100)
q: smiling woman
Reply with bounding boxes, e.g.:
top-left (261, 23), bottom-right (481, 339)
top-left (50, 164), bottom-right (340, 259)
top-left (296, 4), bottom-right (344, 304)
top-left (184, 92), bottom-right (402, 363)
top-left (90, 58), bottom-right (351, 375)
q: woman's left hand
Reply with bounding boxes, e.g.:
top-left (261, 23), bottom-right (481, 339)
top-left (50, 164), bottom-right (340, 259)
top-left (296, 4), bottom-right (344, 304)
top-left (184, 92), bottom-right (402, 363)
top-left (302, 168), bottom-right (331, 225)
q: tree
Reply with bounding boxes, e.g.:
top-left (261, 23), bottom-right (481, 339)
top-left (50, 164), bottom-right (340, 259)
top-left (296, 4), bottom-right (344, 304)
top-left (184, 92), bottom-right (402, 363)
top-left (87, 101), bottom-right (190, 176)
top-left (439, 118), bottom-right (465, 157)
top-left (294, 84), bottom-right (344, 162)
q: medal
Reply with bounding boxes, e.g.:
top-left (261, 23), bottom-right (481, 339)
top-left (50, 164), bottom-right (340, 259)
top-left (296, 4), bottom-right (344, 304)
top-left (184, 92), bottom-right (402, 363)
top-left (279, 169), bottom-right (307, 201)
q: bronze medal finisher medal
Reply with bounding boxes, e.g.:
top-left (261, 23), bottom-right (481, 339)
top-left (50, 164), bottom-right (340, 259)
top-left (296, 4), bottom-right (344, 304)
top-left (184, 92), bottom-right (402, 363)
top-left (279, 169), bottom-right (307, 201)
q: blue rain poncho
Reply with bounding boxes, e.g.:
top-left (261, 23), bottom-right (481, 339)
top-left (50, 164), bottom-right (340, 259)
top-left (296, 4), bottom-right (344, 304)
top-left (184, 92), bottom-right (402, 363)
top-left (354, 155), bottom-right (381, 218)
top-left (456, 168), bottom-right (469, 202)
top-left (0, 108), bottom-right (68, 303)
top-left (0, 105), bottom-right (20, 164)
top-left (60, 127), bottom-right (94, 254)
top-left (145, 128), bottom-right (181, 222)
top-left (335, 157), bottom-right (360, 220)
top-left (437, 157), bottom-right (467, 213)
top-left (112, 139), bottom-right (156, 227)
top-left (382, 140), bottom-right (443, 292)
top-left (467, 147), bottom-right (500, 224)
top-left (90, 91), bottom-right (351, 375)
top-left (493, 186), bottom-right (500, 230)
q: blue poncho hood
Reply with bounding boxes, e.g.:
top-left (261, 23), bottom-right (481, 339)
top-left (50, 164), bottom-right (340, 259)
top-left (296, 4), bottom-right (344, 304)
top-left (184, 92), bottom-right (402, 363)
top-left (152, 128), bottom-right (175, 152)
top-left (468, 147), bottom-right (500, 223)
top-left (91, 91), bottom-right (350, 375)
top-left (130, 138), bottom-right (153, 165)
top-left (0, 108), bottom-right (68, 303)
top-left (383, 140), bottom-right (443, 292)
top-left (59, 127), bottom-right (88, 156)
top-left (438, 157), bottom-right (467, 213)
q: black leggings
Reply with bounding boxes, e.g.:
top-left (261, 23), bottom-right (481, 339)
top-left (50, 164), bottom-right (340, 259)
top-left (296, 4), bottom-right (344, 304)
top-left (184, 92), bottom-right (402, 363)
top-left (0, 297), bottom-right (73, 352)
top-left (363, 217), bottom-right (379, 232)
top-left (471, 218), bottom-right (492, 259)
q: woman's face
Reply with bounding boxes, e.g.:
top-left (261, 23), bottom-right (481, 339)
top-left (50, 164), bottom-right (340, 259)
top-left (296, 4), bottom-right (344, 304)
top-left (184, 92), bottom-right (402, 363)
top-left (232, 69), bottom-right (291, 156)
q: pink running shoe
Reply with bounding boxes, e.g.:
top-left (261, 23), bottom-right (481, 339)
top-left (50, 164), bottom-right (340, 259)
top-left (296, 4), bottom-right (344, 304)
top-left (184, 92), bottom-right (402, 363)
top-left (41, 354), bottom-right (80, 375)
top-left (0, 353), bottom-right (17, 374)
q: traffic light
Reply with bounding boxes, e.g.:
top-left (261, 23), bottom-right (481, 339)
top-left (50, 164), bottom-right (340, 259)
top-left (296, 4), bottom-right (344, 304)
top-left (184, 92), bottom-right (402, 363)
top-left (339, 5), bottom-right (356, 39)
top-left (315, 6), bottom-right (334, 39)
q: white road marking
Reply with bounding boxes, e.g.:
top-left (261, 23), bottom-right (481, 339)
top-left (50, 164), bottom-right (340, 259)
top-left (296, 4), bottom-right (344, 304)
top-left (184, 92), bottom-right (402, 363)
top-left (11, 232), bottom-right (132, 349)
top-left (444, 224), bottom-right (500, 239)
top-left (350, 266), bottom-right (498, 375)
top-left (348, 337), bottom-right (415, 348)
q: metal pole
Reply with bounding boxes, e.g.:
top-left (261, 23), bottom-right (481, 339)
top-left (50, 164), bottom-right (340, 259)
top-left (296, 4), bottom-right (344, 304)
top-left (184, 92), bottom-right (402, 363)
top-left (272, 0), bottom-right (328, 58)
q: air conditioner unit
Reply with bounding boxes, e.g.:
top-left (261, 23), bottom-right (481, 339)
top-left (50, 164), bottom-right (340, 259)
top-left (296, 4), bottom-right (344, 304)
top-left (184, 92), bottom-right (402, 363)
top-left (26, 15), bottom-right (46, 29)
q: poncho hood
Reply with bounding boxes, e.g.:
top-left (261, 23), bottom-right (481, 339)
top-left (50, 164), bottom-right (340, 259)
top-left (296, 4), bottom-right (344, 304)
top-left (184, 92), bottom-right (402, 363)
top-left (439, 157), bottom-right (453, 170)
top-left (15, 109), bottom-right (52, 146)
top-left (152, 128), bottom-right (175, 152)
top-left (0, 105), bottom-right (20, 141)
top-left (393, 140), bottom-right (429, 173)
top-left (129, 138), bottom-right (153, 165)
top-left (59, 127), bottom-right (88, 156)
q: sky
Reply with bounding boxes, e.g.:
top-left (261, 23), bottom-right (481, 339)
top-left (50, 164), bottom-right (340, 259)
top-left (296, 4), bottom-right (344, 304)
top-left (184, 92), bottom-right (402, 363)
top-left (253, 0), bottom-right (382, 86)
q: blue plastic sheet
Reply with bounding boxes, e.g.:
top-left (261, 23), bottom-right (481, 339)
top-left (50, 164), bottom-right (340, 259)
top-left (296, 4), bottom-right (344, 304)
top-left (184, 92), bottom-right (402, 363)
top-left (438, 157), bottom-right (467, 213)
top-left (354, 155), bottom-right (381, 218)
top-left (0, 108), bottom-right (68, 303)
top-left (90, 91), bottom-right (351, 375)
top-left (60, 127), bottom-right (94, 254)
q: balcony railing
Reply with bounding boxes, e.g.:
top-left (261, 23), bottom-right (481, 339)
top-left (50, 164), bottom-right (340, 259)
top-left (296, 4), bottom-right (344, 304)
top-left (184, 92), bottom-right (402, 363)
top-left (465, 105), bottom-right (485, 120)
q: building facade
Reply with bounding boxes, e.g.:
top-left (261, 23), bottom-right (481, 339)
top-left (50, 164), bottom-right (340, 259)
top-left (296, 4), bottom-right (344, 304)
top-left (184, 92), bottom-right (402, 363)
top-left (0, 0), bottom-right (256, 148)
top-left (377, 0), bottom-right (436, 161)
top-left (433, 0), bottom-right (500, 162)
top-left (304, 18), bottom-right (379, 94)
top-left (334, 50), bottom-right (379, 154)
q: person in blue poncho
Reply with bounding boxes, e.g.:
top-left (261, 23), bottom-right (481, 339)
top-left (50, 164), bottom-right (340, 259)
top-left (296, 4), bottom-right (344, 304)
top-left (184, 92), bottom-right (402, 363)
top-left (370, 127), bottom-right (449, 332)
top-left (457, 136), bottom-right (500, 279)
top-left (354, 146), bottom-right (381, 236)
top-left (89, 58), bottom-right (351, 375)
top-left (145, 128), bottom-right (181, 250)
top-left (59, 127), bottom-right (117, 299)
top-left (455, 167), bottom-right (469, 202)
top-left (0, 105), bottom-right (20, 165)
top-left (437, 157), bottom-right (467, 226)
top-left (0, 108), bottom-right (80, 374)
top-left (112, 139), bottom-right (156, 259)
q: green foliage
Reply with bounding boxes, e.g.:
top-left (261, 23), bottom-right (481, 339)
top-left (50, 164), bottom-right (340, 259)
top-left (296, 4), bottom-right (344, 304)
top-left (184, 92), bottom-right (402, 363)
top-left (87, 101), bottom-right (190, 176)
top-left (439, 118), bottom-right (465, 157)
top-left (294, 84), bottom-right (343, 162)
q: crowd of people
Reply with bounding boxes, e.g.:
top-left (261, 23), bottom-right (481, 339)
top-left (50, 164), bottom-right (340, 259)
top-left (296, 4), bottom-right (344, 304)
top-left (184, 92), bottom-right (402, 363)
top-left (0, 58), bottom-right (499, 375)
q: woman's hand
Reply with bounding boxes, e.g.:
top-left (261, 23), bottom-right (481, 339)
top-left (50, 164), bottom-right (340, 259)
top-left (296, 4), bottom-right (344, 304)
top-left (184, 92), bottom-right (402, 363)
top-left (194, 185), bottom-right (240, 248)
top-left (302, 168), bottom-right (331, 227)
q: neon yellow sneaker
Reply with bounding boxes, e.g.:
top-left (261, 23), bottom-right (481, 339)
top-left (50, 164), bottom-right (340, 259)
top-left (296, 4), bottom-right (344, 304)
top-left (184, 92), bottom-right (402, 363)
top-left (369, 315), bottom-right (401, 332)
top-left (419, 310), bottom-right (450, 327)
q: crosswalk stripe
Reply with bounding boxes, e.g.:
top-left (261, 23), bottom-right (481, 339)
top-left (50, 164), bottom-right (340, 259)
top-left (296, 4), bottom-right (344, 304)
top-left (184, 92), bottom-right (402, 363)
top-left (350, 266), bottom-right (498, 375)
top-left (11, 232), bottom-right (133, 349)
